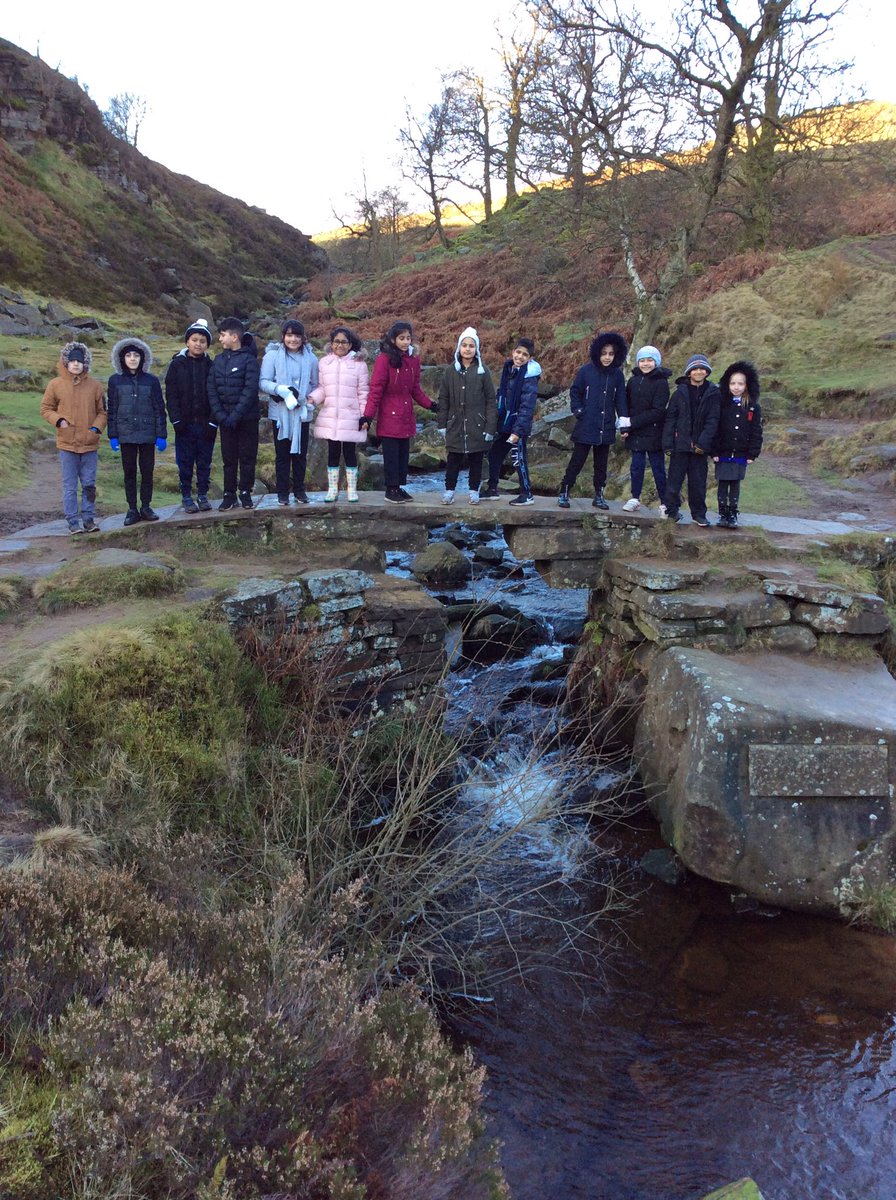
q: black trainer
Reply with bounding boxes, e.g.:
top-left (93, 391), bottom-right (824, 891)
top-left (397, 488), bottom-right (413, 502)
top-left (509, 493), bottom-right (534, 506)
top-left (384, 487), bottom-right (403, 504)
top-left (82, 518), bottom-right (100, 533)
top-left (277, 495), bottom-right (290, 506)
top-left (592, 490), bottom-right (609, 510)
top-left (480, 487), bottom-right (501, 500)
top-left (239, 492), bottom-right (254, 509)
top-left (197, 495), bottom-right (212, 511)
top-left (294, 491), bottom-right (310, 504)
top-left (219, 494), bottom-right (238, 510)
top-left (182, 496), bottom-right (199, 514)
top-left (139, 506), bottom-right (160, 522)
top-left (123, 509), bottom-right (140, 526)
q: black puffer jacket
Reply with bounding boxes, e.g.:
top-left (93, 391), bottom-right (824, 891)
top-left (107, 337), bottom-right (166, 444)
top-left (663, 376), bottom-right (721, 455)
top-left (713, 360), bottom-right (763, 460)
top-left (569, 333), bottom-right (628, 446)
top-left (625, 365), bottom-right (672, 453)
top-left (208, 334), bottom-right (261, 426)
top-left (165, 349), bottom-right (212, 425)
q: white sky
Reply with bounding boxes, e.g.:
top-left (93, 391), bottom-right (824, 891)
top-left (4, 0), bottom-right (893, 238)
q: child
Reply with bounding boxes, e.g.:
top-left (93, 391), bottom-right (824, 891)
top-left (107, 337), bottom-right (167, 526)
top-left (164, 318), bottom-right (215, 513)
top-left (310, 326), bottom-right (369, 503)
top-left (662, 353), bottom-right (721, 526)
top-left (40, 341), bottom-right (106, 534)
top-left (557, 332), bottom-right (629, 510)
top-left (712, 360), bottom-right (763, 529)
top-left (621, 345), bottom-right (671, 513)
top-left (259, 319), bottom-right (319, 505)
top-left (482, 337), bottom-right (541, 505)
top-left (361, 320), bottom-right (434, 505)
top-left (208, 317), bottom-right (261, 510)
top-left (438, 326), bottom-right (497, 505)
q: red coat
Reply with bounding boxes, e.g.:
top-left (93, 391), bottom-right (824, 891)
top-left (363, 350), bottom-right (433, 438)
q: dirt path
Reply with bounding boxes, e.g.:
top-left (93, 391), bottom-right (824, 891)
top-left (0, 440), bottom-right (62, 534)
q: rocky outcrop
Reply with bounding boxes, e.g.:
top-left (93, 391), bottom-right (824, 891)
top-left (635, 648), bottom-right (896, 915)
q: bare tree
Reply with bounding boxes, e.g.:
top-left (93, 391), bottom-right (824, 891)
top-left (102, 92), bottom-right (149, 148)
top-left (398, 84), bottom-right (474, 246)
top-left (446, 70), bottom-right (503, 219)
top-left (496, 20), bottom-right (546, 207)
top-left (331, 176), bottom-right (410, 273)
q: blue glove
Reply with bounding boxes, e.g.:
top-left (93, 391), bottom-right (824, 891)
top-left (484, 433), bottom-right (494, 443)
top-left (109, 438), bottom-right (120, 453)
top-left (155, 438), bottom-right (167, 452)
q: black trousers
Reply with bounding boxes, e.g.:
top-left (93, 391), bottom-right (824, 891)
top-left (717, 478), bottom-right (741, 508)
top-left (665, 451), bottom-right (709, 520)
top-left (561, 442), bottom-right (610, 490)
top-left (219, 418), bottom-right (259, 496)
top-left (445, 450), bottom-right (484, 490)
top-left (327, 440), bottom-right (358, 468)
top-left (381, 437), bottom-right (410, 488)
top-left (274, 422), bottom-right (309, 497)
top-left (120, 441), bottom-right (155, 509)
top-left (487, 434), bottom-right (532, 495)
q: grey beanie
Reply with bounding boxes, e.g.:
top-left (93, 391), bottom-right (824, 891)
top-left (684, 354), bottom-right (712, 376)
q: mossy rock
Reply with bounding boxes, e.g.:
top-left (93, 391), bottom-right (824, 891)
top-left (32, 548), bottom-right (184, 612)
top-left (412, 542), bottom-right (471, 586)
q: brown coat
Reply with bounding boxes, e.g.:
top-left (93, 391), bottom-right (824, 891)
top-left (41, 362), bottom-right (107, 453)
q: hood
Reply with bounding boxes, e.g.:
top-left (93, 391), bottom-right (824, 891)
top-left (589, 332), bottom-right (627, 370)
top-left (526, 358), bottom-right (542, 379)
top-left (111, 336), bottom-right (154, 374)
top-left (59, 341), bottom-right (93, 373)
top-left (239, 332), bottom-right (257, 355)
top-left (454, 326), bottom-right (485, 374)
top-left (718, 359), bottom-right (760, 402)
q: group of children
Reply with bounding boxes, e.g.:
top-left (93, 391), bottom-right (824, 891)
top-left (40, 318), bottom-right (761, 530)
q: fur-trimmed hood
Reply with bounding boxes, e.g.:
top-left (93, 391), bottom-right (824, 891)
top-left (59, 341), bottom-right (93, 373)
top-left (111, 336), bottom-right (154, 374)
top-left (719, 359), bottom-right (760, 402)
top-left (589, 331), bottom-right (628, 371)
top-left (322, 343), bottom-right (368, 361)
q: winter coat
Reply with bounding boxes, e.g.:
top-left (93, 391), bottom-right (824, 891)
top-left (208, 334), bottom-right (261, 427)
top-left (41, 350), bottom-right (107, 454)
top-left (165, 349), bottom-right (212, 426)
top-left (260, 341), bottom-right (319, 453)
top-left (438, 351), bottom-right (497, 454)
top-left (363, 348), bottom-right (433, 438)
top-left (107, 337), bottom-right (166, 444)
top-left (713, 361), bottom-right (763, 461)
top-left (625, 365), bottom-right (672, 453)
top-left (569, 333), bottom-right (629, 446)
top-left (309, 346), bottom-right (370, 444)
top-left (496, 358), bottom-right (541, 439)
top-left (663, 376), bottom-right (721, 455)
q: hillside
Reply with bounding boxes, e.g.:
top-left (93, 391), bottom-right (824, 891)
top-left (0, 39), bottom-right (326, 318)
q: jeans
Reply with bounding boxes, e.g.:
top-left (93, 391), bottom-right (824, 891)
top-left (665, 451), bottom-right (709, 520)
top-left (59, 449), bottom-right (98, 523)
top-left (561, 442), bottom-right (610, 490)
top-left (175, 420), bottom-right (216, 498)
top-left (445, 450), bottom-right (484, 491)
top-left (381, 437), bottom-right (410, 488)
top-left (630, 449), bottom-right (667, 500)
top-left (120, 441), bottom-right (155, 510)
top-left (219, 418), bottom-right (259, 496)
top-left (274, 421), bottom-right (309, 497)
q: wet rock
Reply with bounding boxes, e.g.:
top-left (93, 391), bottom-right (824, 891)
top-left (411, 542), bottom-right (472, 586)
top-left (549, 612), bottom-right (587, 643)
top-left (640, 847), bottom-right (684, 885)
top-left (473, 544), bottom-right (505, 564)
top-left (636, 648), bottom-right (896, 914)
top-left (462, 610), bottom-right (546, 662)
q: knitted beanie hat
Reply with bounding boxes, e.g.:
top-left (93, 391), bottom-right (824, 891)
top-left (635, 345), bottom-right (661, 367)
top-left (454, 326), bottom-right (484, 374)
top-left (685, 354), bottom-right (712, 376)
top-left (184, 319), bottom-right (212, 345)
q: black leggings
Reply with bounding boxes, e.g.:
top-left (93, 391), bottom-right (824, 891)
top-left (717, 478), bottom-right (741, 508)
top-left (381, 437), bottom-right (410, 488)
top-left (120, 441), bottom-right (155, 509)
top-left (274, 422), bottom-right (309, 497)
top-left (445, 450), bottom-right (484, 491)
top-left (327, 440), bottom-right (358, 469)
top-left (561, 442), bottom-right (610, 490)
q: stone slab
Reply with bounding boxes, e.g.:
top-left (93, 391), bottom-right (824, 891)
top-left (763, 578), bottom-right (884, 611)
top-left (603, 558), bottom-right (709, 591)
top-left (792, 602), bottom-right (890, 636)
top-left (749, 744), bottom-right (889, 797)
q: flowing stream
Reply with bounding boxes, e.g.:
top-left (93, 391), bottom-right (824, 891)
top-left (389, 492), bottom-right (896, 1200)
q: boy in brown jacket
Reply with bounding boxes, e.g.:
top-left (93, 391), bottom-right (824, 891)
top-left (40, 341), bottom-right (107, 533)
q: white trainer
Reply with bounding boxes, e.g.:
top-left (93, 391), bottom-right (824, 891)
top-left (468, 490), bottom-right (480, 505)
top-left (442, 490), bottom-right (455, 505)
top-left (658, 503), bottom-right (667, 517)
top-left (622, 497), bottom-right (641, 512)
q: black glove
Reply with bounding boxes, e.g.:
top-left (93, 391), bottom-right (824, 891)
top-left (429, 402), bottom-right (440, 415)
top-left (358, 417), bottom-right (370, 431)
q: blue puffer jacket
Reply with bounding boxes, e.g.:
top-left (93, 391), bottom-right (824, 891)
top-left (569, 332), bottom-right (628, 446)
top-left (496, 357), bottom-right (541, 438)
top-left (208, 334), bottom-right (261, 427)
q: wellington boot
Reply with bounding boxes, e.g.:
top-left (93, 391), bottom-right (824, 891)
top-left (324, 467), bottom-right (339, 503)
top-left (346, 466), bottom-right (359, 502)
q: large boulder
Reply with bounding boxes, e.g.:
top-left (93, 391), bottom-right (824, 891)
top-left (635, 648), bottom-right (896, 914)
top-left (411, 542), bottom-right (472, 587)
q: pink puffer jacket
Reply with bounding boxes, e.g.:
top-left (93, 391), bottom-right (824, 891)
top-left (310, 349), bottom-right (370, 443)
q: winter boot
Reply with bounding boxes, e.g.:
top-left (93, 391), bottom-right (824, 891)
top-left (324, 467), bottom-right (340, 503)
top-left (728, 504), bottom-right (740, 529)
top-left (558, 484), bottom-right (571, 509)
top-left (592, 489), bottom-right (609, 510)
top-left (346, 467), bottom-right (359, 502)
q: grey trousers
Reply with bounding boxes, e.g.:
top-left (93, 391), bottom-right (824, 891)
top-left (60, 449), bottom-right (98, 524)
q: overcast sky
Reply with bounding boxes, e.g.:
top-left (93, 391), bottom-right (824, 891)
top-left (5, 0), bottom-right (893, 237)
